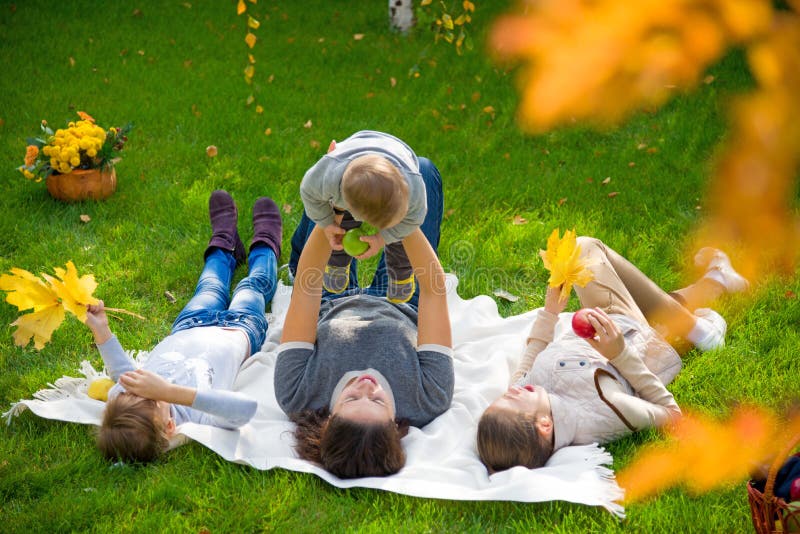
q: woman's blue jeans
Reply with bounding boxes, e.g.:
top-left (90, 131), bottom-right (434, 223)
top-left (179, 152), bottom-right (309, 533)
top-left (288, 157), bottom-right (444, 308)
top-left (171, 246), bottom-right (278, 354)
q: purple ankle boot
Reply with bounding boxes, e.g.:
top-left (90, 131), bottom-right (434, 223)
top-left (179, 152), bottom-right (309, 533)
top-left (251, 197), bottom-right (282, 259)
top-left (205, 190), bottom-right (246, 266)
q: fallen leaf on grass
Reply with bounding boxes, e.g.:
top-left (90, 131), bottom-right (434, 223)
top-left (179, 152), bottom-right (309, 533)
top-left (608, 192), bottom-right (620, 198)
top-left (206, 145), bottom-right (218, 157)
top-left (493, 289), bottom-right (520, 302)
top-left (264, 128), bottom-right (272, 136)
top-left (558, 198), bottom-right (567, 206)
top-left (303, 120), bottom-right (312, 128)
top-left (390, 77), bottom-right (397, 87)
top-left (282, 204), bottom-right (292, 214)
top-left (353, 33), bottom-right (364, 40)
top-left (601, 177), bottom-right (611, 185)
top-left (310, 139), bottom-right (320, 149)
top-left (79, 214), bottom-right (91, 223)
top-left (164, 290), bottom-right (177, 303)
top-left (512, 215), bottom-right (527, 225)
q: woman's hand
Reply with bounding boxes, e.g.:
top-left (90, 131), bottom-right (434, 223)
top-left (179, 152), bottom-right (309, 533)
top-left (353, 232), bottom-right (385, 260)
top-left (543, 284), bottom-right (568, 315)
top-left (584, 308), bottom-right (625, 359)
top-left (323, 223), bottom-right (346, 251)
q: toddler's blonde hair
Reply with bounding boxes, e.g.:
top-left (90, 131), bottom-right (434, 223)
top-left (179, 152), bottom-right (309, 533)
top-left (342, 155), bottom-right (409, 229)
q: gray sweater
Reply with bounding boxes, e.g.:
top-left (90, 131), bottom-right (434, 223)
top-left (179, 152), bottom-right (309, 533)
top-left (299, 130), bottom-right (427, 244)
top-left (274, 294), bottom-right (454, 427)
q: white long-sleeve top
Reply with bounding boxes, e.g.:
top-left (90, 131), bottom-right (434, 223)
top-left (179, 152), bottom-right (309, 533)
top-left (513, 309), bottom-right (682, 451)
top-left (100, 327), bottom-right (257, 429)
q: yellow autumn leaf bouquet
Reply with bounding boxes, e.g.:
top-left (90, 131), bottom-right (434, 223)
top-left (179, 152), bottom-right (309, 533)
top-left (17, 111), bottom-right (132, 182)
top-left (0, 261), bottom-right (140, 350)
top-left (539, 228), bottom-right (595, 302)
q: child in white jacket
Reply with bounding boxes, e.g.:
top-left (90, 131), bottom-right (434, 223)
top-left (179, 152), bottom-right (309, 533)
top-left (477, 237), bottom-right (748, 472)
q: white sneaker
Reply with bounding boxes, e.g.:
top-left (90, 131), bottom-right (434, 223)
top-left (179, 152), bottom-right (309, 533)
top-left (691, 308), bottom-right (727, 352)
top-left (694, 247), bottom-right (750, 293)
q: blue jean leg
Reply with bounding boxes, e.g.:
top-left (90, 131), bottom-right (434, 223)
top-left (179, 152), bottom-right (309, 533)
top-left (172, 248), bottom-right (235, 326)
top-left (225, 245), bottom-right (278, 352)
top-left (363, 157), bottom-right (444, 307)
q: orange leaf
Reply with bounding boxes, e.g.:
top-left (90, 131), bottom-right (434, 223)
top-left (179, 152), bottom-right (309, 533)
top-left (237, 0), bottom-right (246, 15)
top-left (245, 33), bottom-right (257, 49)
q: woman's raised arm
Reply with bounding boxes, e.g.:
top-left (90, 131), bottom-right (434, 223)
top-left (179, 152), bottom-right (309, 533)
top-left (402, 229), bottom-right (451, 348)
top-left (281, 225), bottom-right (330, 344)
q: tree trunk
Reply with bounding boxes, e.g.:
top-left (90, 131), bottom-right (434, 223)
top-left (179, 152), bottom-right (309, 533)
top-left (389, 0), bottom-right (415, 33)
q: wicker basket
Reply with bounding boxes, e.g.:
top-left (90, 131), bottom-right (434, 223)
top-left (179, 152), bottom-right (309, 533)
top-left (748, 433), bottom-right (800, 533)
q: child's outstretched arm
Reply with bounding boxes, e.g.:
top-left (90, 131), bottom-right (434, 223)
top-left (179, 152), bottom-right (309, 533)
top-left (86, 301), bottom-right (137, 381)
top-left (511, 284), bottom-right (567, 384)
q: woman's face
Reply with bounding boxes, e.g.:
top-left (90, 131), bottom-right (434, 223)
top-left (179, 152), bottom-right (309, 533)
top-left (491, 385), bottom-right (551, 420)
top-left (332, 374), bottom-right (395, 424)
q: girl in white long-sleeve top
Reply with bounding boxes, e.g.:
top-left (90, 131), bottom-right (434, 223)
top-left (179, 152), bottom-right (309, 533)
top-left (477, 237), bottom-right (749, 473)
top-left (85, 190), bottom-right (282, 463)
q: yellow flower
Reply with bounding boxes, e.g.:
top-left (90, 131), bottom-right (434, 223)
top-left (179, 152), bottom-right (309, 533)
top-left (86, 148), bottom-right (97, 157)
top-left (70, 156), bottom-right (80, 167)
top-left (23, 169), bottom-right (34, 180)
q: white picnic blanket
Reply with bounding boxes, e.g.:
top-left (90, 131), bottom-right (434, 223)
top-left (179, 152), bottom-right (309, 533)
top-left (4, 274), bottom-right (625, 516)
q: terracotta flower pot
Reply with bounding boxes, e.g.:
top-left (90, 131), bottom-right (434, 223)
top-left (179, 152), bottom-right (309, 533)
top-left (46, 167), bottom-right (117, 202)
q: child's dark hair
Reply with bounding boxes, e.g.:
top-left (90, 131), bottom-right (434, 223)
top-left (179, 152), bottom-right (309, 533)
top-left (476, 407), bottom-right (554, 473)
top-left (97, 392), bottom-right (170, 463)
top-left (291, 407), bottom-right (409, 478)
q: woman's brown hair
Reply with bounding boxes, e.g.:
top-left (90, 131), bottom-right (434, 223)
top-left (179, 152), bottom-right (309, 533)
top-left (341, 155), bottom-right (409, 229)
top-left (96, 392), bottom-right (170, 463)
top-left (476, 407), bottom-right (554, 473)
top-left (291, 407), bottom-right (409, 478)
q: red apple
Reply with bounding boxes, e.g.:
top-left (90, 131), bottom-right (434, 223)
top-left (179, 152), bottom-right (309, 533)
top-left (791, 476), bottom-right (800, 501)
top-left (572, 308), bottom-right (596, 338)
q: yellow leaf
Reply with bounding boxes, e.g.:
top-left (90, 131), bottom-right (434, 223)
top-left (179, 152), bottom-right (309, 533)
top-left (10, 304), bottom-right (65, 350)
top-left (244, 64), bottom-right (255, 79)
top-left (463, 0), bottom-right (475, 12)
top-left (245, 33), bottom-right (257, 49)
top-left (454, 14), bottom-right (466, 26)
top-left (237, 0), bottom-right (246, 15)
top-left (538, 229), bottom-right (594, 301)
top-left (442, 13), bottom-right (454, 30)
top-left (46, 261), bottom-right (99, 321)
top-left (247, 15), bottom-right (260, 29)
top-left (421, 0), bottom-right (433, 5)
top-left (0, 268), bottom-right (59, 312)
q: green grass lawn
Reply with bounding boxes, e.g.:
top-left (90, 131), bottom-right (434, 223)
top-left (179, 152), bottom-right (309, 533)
top-left (1, 1), bottom-right (798, 532)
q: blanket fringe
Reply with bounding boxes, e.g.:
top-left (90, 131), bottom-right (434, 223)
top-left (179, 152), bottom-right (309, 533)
top-left (585, 446), bottom-right (626, 517)
top-left (3, 350), bottom-right (150, 426)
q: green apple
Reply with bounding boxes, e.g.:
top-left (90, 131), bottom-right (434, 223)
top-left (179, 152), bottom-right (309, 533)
top-left (343, 227), bottom-right (369, 256)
